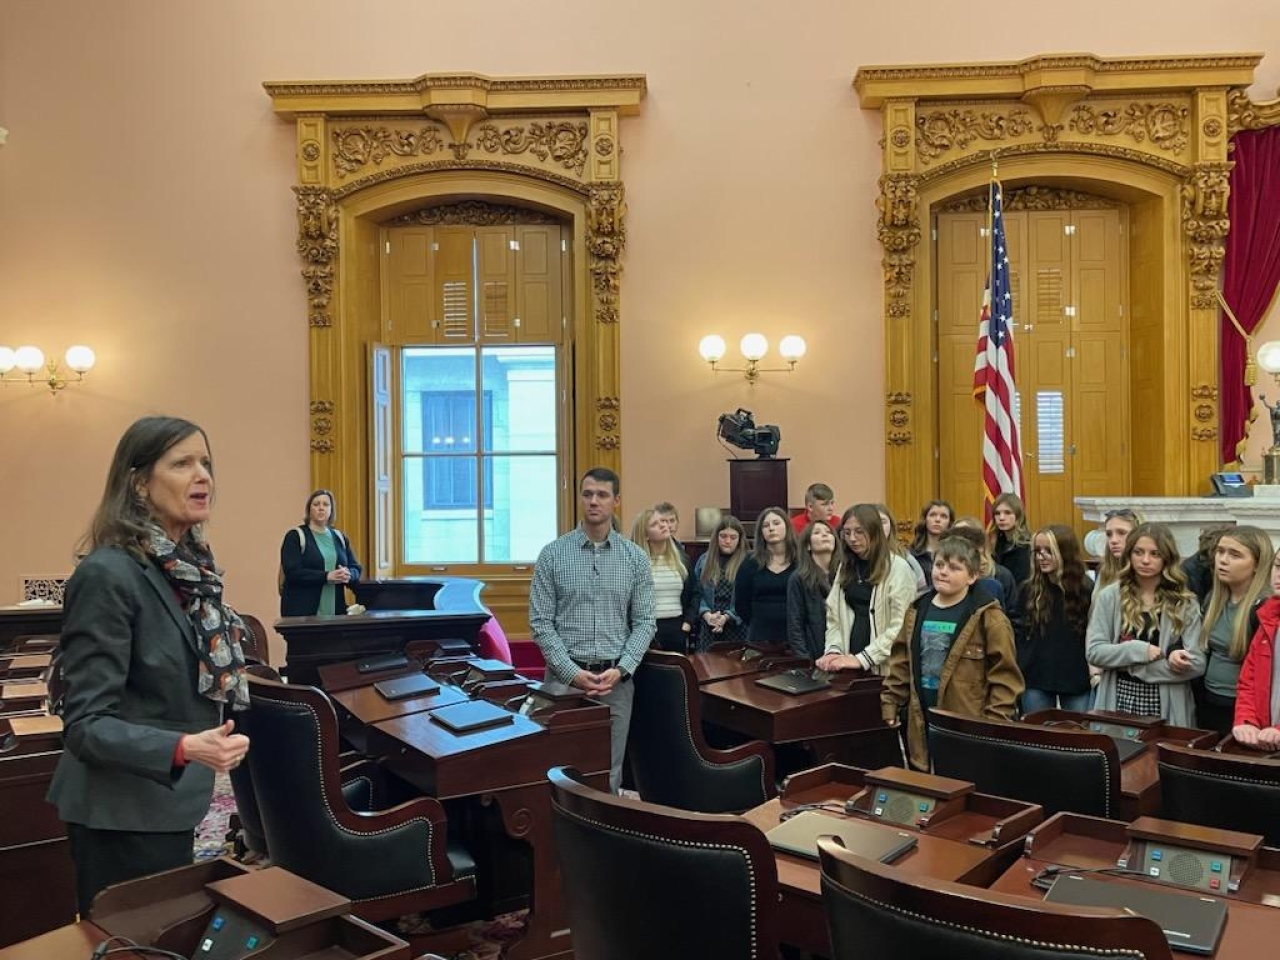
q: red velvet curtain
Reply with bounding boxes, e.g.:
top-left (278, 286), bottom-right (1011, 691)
top-left (1221, 127), bottom-right (1280, 464)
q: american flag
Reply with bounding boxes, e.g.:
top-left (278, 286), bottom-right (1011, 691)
top-left (973, 180), bottom-right (1024, 520)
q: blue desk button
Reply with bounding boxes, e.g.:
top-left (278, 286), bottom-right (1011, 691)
top-left (212, 917), bottom-right (225, 931)
top-left (1211, 861), bottom-right (1222, 873)
top-left (246, 936), bottom-right (259, 949)
top-left (1151, 850), bottom-right (1163, 861)
top-left (919, 802), bottom-right (928, 812)
top-left (878, 793), bottom-right (888, 802)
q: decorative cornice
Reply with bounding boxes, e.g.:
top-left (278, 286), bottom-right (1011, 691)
top-left (1069, 102), bottom-right (1189, 154)
top-left (1227, 87), bottom-right (1280, 134)
top-left (266, 72), bottom-right (647, 118)
top-left (916, 108), bottom-right (1037, 164)
top-left (855, 53), bottom-right (1261, 107)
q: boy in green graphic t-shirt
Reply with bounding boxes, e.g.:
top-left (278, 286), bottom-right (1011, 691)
top-left (882, 535), bottom-right (1024, 770)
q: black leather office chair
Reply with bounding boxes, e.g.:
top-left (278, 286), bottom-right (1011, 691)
top-left (628, 650), bottom-right (775, 813)
top-left (928, 709), bottom-right (1123, 819)
top-left (818, 837), bottom-right (1172, 960)
top-left (245, 674), bottom-right (476, 924)
top-left (549, 765), bottom-right (780, 960)
top-left (1157, 742), bottom-right (1280, 844)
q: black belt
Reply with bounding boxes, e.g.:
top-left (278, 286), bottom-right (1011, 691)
top-left (572, 657), bottom-right (629, 679)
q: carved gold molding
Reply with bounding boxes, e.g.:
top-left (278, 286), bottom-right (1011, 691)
top-left (1181, 163), bottom-right (1232, 310)
top-left (588, 183), bottom-right (626, 325)
top-left (390, 200), bottom-right (559, 226)
top-left (295, 187), bottom-right (339, 328)
top-left (269, 72), bottom-right (645, 542)
top-left (857, 51), bottom-right (1260, 519)
top-left (1226, 88), bottom-right (1280, 134)
top-left (937, 185), bottom-right (1121, 213)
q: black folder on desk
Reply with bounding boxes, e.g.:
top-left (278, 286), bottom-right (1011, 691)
top-left (374, 673), bottom-right (440, 701)
top-left (755, 671), bottom-right (831, 695)
top-left (766, 811), bottom-right (917, 863)
top-left (1045, 874), bottom-right (1227, 955)
top-left (430, 699), bottom-right (516, 734)
top-left (1110, 736), bottom-right (1148, 763)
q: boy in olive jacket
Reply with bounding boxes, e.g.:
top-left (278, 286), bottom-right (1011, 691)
top-left (881, 536), bottom-right (1024, 770)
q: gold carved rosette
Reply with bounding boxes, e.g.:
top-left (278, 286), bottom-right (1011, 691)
top-left (265, 74), bottom-right (645, 547)
top-left (855, 53), bottom-right (1262, 513)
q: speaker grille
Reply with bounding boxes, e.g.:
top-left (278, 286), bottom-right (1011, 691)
top-left (1167, 852), bottom-right (1204, 887)
top-left (882, 794), bottom-right (916, 825)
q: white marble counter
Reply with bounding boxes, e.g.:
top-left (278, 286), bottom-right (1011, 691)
top-left (1076, 496), bottom-right (1280, 556)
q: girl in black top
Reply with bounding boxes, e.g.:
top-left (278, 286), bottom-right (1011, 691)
top-left (909, 499), bottom-right (954, 574)
top-left (693, 515), bottom-right (749, 650)
top-left (734, 506), bottom-right (797, 647)
top-left (1018, 524), bottom-right (1093, 714)
top-left (786, 521), bottom-right (835, 659)
top-left (988, 492), bottom-right (1032, 588)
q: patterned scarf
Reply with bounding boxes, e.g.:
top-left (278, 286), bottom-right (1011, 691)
top-left (144, 524), bottom-right (250, 709)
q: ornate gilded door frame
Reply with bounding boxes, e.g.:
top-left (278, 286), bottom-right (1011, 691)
top-left (854, 53), bottom-right (1262, 522)
top-left (266, 73), bottom-right (645, 555)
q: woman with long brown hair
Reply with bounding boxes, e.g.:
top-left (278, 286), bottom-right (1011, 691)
top-left (786, 521), bottom-right (836, 659)
top-left (1087, 522), bottom-right (1204, 723)
top-left (817, 504), bottom-right (916, 673)
top-left (734, 506), bottom-right (798, 647)
top-left (693, 515), bottom-right (748, 650)
top-left (1019, 525), bottom-right (1093, 713)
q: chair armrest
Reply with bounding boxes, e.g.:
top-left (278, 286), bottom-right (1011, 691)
top-left (348, 793), bottom-right (457, 884)
top-left (703, 739), bottom-right (777, 799)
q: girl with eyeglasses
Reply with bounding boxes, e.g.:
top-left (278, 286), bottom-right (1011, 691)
top-left (987, 493), bottom-right (1032, 589)
top-left (1018, 525), bottom-right (1093, 714)
top-left (1087, 523), bottom-right (1205, 723)
top-left (817, 504), bottom-right (916, 673)
top-left (1196, 526), bottom-right (1274, 736)
top-left (1094, 508), bottom-right (1140, 594)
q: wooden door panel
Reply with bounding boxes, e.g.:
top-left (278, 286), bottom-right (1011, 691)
top-left (385, 228), bottom-right (433, 341)
top-left (515, 225), bottom-right (562, 344)
top-left (477, 227), bottom-right (515, 341)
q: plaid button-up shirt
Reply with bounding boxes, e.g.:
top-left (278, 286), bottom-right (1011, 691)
top-left (529, 526), bottom-right (656, 684)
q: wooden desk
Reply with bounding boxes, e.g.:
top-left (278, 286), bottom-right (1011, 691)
top-left (686, 645), bottom-right (805, 685)
top-left (0, 655), bottom-right (51, 681)
top-left (277, 581), bottom-right (489, 686)
top-left (0, 714), bottom-right (75, 946)
top-left (330, 682), bottom-right (472, 752)
top-left (742, 764), bottom-right (1039, 956)
top-left (988, 813), bottom-right (1280, 957)
top-left (699, 667), bottom-right (899, 769)
top-left (0, 607), bottom-right (60, 654)
top-left (1022, 710), bottom-right (1219, 819)
top-left (362, 696), bottom-right (611, 960)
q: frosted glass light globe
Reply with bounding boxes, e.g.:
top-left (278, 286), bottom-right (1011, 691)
top-left (0, 347), bottom-right (15, 374)
top-left (1258, 341), bottom-right (1280, 376)
top-left (779, 335), bottom-right (807, 361)
top-left (739, 333), bottom-right (768, 362)
top-left (65, 345), bottom-right (96, 373)
top-left (698, 334), bottom-right (726, 363)
top-left (14, 346), bottom-right (44, 373)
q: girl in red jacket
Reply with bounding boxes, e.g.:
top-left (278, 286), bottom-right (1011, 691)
top-left (1232, 552), bottom-right (1280, 751)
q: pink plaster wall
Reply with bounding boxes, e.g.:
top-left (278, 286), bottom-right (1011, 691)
top-left (1, 1), bottom-right (1277, 655)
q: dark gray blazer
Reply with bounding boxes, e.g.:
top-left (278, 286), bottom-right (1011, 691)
top-left (47, 546), bottom-right (219, 832)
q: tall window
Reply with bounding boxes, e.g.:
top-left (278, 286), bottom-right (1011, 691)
top-left (402, 346), bottom-right (558, 564)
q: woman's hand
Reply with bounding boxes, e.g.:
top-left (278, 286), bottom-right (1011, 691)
top-left (1167, 649), bottom-right (1194, 673)
top-left (181, 720), bottom-right (250, 774)
top-left (326, 566), bottom-right (351, 584)
top-left (816, 653), bottom-right (861, 672)
top-left (1146, 643), bottom-right (1163, 662)
top-left (1232, 723), bottom-right (1262, 748)
top-left (1259, 726), bottom-right (1280, 749)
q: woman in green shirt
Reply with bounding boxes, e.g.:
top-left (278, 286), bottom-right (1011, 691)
top-left (279, 489), bottom-right (362, 617)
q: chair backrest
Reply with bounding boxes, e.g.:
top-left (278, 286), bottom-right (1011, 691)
top-left (1157, 742), bottom-right (1280, 844)
top-left (928, 709), bottom-right (1122, 819)
top-left (629, 650), bottom-right (773, 813)
top-left (548, 766), bottom-right (779, 960)
top-left (238, 613), bottom-right (269, 665)
top-left (226, 664), bottom-right (281, 858)
top-left (818, 838), bottom-right (1172, 960)
top-left (244, 673), bottom-right (437, 900)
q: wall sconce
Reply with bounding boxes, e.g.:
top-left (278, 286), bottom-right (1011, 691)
top-left (698, 332), bottom-right (806, 385)
top-left (1258, 341), bottom-right (1280, 385)
top-left (0, 344), bottom-right (96, 394)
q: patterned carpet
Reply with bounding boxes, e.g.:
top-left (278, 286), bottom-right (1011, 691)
top-left (196, 774), bottom-right (516, 959)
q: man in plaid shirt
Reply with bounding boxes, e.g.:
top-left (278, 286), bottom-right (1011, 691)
top-left (530, 467), bottom-right (656, 791)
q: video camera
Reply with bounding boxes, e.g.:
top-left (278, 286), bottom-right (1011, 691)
top-left (717, 408), bottom-right (781, 459)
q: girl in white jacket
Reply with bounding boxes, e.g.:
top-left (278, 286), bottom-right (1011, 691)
top-left (817, 503), bottom-right (918, 674)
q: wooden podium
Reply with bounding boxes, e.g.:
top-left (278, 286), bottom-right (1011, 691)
top-left (728, 457), bottom-right (788, 523)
